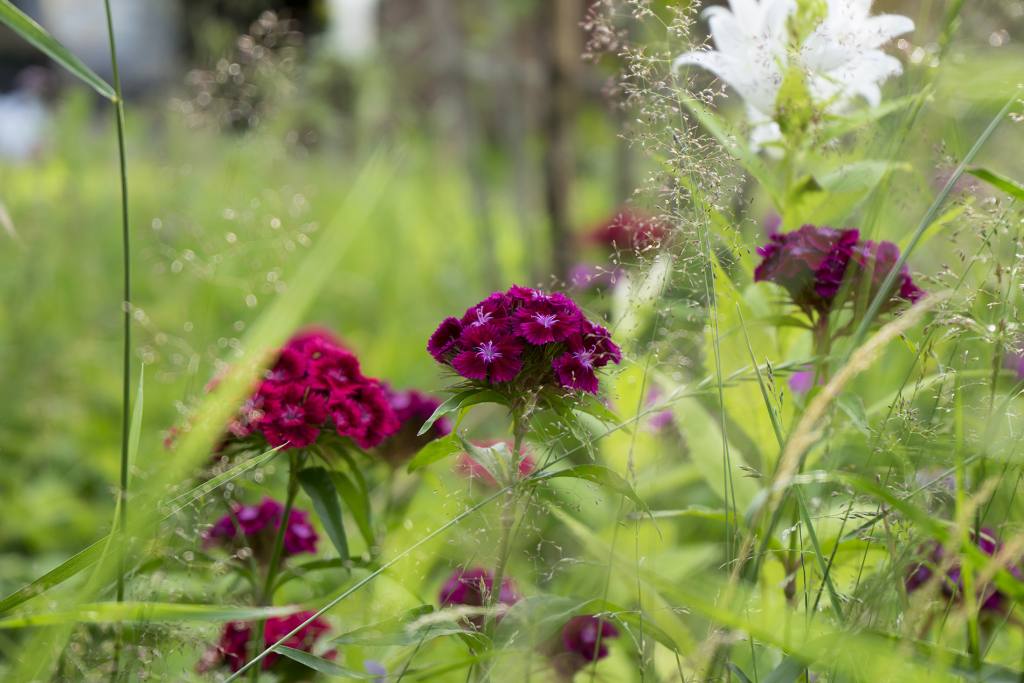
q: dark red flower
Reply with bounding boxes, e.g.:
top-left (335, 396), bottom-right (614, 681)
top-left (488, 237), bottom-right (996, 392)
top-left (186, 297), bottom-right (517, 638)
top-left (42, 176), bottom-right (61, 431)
top-left (755, 225), bottom-right (859, 316)
top-left (198, 611), bottom-right (332, 674)
top-left (562, 615), bottom-right (619, 661)
top-left (329, 380), bottom-right (401, 449)
top-left (589, 209), bottom-right (667, 251)
top-left (849, 239), bottom-right (925, 308)
top-left (259, 383), bottom-right (328, 449)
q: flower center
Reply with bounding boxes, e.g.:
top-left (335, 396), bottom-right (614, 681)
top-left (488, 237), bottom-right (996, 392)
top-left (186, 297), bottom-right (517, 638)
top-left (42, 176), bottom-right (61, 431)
top-left (476, 341), bottom-right (502, 363)
top-left (281, 405), bottom-right (303, 421)
top-left (575, 349), bottom-right (594, 368)
top-left (533, 313), bottom-right (557, 328)
top-left (472, 308), bottom-right (493, 326)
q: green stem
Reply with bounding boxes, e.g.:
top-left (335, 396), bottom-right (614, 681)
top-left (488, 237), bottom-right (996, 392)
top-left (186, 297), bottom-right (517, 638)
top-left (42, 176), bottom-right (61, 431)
top-left (250, 454), bottom-right (301, 681)
top-left (103, 0), bottom-right (130, 679)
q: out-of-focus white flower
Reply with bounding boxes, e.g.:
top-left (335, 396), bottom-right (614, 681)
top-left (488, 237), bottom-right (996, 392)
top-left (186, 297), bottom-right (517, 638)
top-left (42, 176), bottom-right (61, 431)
top-left (674, 0), bottom-right (914, 150)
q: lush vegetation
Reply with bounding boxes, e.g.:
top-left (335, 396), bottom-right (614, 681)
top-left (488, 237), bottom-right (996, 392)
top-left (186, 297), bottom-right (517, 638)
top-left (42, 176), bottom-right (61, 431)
top-left (1, 0), bottom-right (1024, 681)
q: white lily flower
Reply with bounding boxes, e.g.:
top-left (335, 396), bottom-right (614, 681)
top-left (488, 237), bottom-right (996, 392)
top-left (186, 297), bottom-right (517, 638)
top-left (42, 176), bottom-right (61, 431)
top-left (674, 0), bottom-right (914, 150)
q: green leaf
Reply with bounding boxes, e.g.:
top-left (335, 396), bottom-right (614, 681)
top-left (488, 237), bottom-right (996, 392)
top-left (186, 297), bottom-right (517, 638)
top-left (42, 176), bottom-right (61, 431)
top-left (0, 1), bottom-right (115, 100)
top-left (417, 389), bottom-right (506, 436)
top-left (0, 602), bottom-right (294, 628)
top-left (127, 366), bottom-right (144, 482)
top-left (538, 465), bottom-right (646, 510)
top-left (967, 167), bottom-right (1024, 200)
top-left (407, 433), bottom-right (460, 473)
top-left (457, 436), bottom-right (507, 486)
top-left (297, 467), bottom-right (349, 561)
top-left (273, 646), bottom-right (376, 678)
top-left (763, 656), bottom-right (806, 683)
top-left (329, 470), bottom-right (374, 547)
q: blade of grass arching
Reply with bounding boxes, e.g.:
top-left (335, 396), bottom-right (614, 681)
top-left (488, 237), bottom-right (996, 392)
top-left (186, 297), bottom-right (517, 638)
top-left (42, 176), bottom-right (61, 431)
top-left (848, 92), bottom-right (1019, 351)
top-left (10, 154), bottom-right (395, 683)
top-left (0, 1), bottom-right (115, 99)
top-left (737, 307), bottom-right (845, 622)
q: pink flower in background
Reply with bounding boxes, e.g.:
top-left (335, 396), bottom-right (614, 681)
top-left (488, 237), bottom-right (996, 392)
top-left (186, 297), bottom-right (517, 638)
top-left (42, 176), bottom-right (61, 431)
top-left (562, 615), bottom-right (619, 661)
top-left (427, 286), bottom-right (620, 395)
top-left (588, 209), bottom-right (667, 251)
top-left (198, 611), bottom-right (332, 674)
top-left (755, 225), bottom-right (923, 320)
top-left (208, 328), bottom-right (400, 452)
top-left (204, 497), bottom-right (318, 560)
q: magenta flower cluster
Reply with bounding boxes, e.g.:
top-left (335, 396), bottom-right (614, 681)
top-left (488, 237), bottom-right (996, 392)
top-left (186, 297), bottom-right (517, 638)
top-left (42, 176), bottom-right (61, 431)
top-left (906, 528), bottom-right (1023, 614)
top-left (230, 329), bottom-right (399, 450)
top-left (755, 225), bottom-right (923, 319)
top-left (428, 286), bottom-right (621, 394)
top-left (197, 611), bottom-right (332, 674)
top-left (204, 497), bottom-right (318, 559)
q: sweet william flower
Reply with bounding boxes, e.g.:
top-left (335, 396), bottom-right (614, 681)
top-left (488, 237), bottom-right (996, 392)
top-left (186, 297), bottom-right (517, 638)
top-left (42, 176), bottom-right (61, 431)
top-left (547, 615), bottom-right (620, 680)
top-left (755, 224), bottom-right (923, 321)
top-left (674, 0), bottom-right (913, 150)
top-left (197, 611), bottom-right (332, 675)
top-left (204, 497), bottom-right (319, 561)
top-left (428, 286), bottom-right (621, 395)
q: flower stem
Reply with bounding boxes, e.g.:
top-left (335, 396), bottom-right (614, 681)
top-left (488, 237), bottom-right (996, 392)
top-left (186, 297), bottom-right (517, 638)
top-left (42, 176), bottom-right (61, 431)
top-left (484, 412), bottom-right (527, 636)
top-left (250, 453), bottom-right (301, 681)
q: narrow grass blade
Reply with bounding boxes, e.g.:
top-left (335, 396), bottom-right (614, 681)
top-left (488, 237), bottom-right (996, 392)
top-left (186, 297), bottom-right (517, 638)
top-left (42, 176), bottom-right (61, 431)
top-left (0, 602), bottom-right (296, 628)
top-left (967, 167), bottom-right (1024, 201)
top-left (297, 467), bottom-right (349, 561)
top-left (0, 1), bottom-right (115, 99)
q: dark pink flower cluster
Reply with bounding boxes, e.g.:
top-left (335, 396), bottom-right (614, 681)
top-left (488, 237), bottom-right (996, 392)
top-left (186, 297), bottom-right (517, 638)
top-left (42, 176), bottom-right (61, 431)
top-left (428, 286), bottom-right (621, 394)
top-left (197, 611), bottom-right (332, 674)
top-left (376, 385), bottom-right (452, 465)
top-left (439, 567), bottom-right (520, 628)
top-left (204, 497), bottom-right (318, 559)
top-left (231, 328), bottom-right (399, 450)
top-left (588, 209), bottom-right (667, 251)
top-left (755, 225), bottom-right (923, 319)
top-left (906, 528), bottom-right (1022, 614)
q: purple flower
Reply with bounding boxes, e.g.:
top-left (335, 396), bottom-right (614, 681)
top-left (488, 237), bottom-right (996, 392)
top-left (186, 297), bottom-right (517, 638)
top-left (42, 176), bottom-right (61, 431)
top-left (198, 611), bottom-right (332, 674)
top-left (755, 225), bottom-right (860, 317)
top-left (588, 209), bottom-right (667, 251)
top-left (204, 497), bottom-right (319, 561)
top-left (788, 369), bottom-right (823, 395)
top-left (849, 239), bottom-right (925, 308)
top-left (428, 317), bottom-right (463, 362)
top-left (562, 615), bottom-right (619, 661)
top-left (428, 286), bottom-right (621, 394)
top-left (755, 225), bottom-right (924, 320)
top-left (452, 325), bottom-right (524, 384)
top-left (906, 528), bottom-right (1023, 614)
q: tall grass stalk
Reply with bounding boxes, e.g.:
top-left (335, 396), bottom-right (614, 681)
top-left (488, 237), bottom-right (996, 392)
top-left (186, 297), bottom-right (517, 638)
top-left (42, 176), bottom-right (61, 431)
top-left (102, 0), bottom-right (132, 678)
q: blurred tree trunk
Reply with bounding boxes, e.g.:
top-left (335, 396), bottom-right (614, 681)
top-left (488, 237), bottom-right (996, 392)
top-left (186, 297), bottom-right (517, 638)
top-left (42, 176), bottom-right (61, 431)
top-left (427, 0), bottom-right (501, 291)
top-left (542, 0), bottom-right (582, 284)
